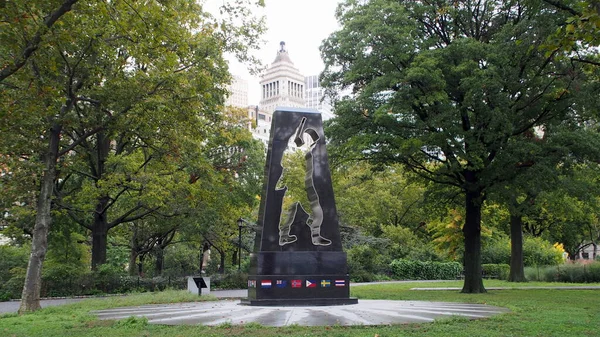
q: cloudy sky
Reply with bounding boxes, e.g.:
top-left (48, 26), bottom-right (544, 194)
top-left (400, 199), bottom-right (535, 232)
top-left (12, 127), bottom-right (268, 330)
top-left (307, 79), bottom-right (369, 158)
top-left (208, 0), bottom-right (342, 104)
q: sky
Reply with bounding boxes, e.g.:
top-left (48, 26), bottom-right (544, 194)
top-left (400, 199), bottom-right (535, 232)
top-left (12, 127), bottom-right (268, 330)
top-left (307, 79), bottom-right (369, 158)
top-left (207, 0), bottom-right (342, 104)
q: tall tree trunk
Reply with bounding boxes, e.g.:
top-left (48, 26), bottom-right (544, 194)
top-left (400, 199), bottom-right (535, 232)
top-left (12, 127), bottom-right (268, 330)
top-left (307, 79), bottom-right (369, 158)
top-left (129, 249), bottom-right (138, 276)
top-left (461, 189), bottom-right (486, 293)
top-left (218, 249), bottom-right (225, 274)
top-left (91, 196), bottom-right (109, 270)
top-left (19, 123), bottom-right (62, 314)
top-left (155, 242), bottom-right (164, 276)
top-left (129, 225), bottom-right (138, 276)
top-left (199, 243), bottom-right (209, 274)
top-left (138, 254), bottom-right (145, 276)
top-left (90, 132), bottom-right (110, 270)
top-left (509, 213), bottom-right (527, 282)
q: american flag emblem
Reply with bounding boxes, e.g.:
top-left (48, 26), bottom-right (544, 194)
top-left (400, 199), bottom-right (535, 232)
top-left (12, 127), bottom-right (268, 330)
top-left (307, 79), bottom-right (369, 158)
top-left (276, 280), bottom-right (287, 288)
top-left (261, 280), bottom-right (272, 288)
top-left (248, 280), bottom-right (256, 288)
top-left (335, 279), bottom-right (345, 287)
top-left (306, 279), bottom-right (317, 288)
top-left (291, 279), bottom-right (302, 288)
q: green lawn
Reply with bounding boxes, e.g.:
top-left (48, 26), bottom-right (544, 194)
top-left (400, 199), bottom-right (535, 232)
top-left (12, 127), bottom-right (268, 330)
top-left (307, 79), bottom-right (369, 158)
top-left (1, 282), bottom-right (599, 337)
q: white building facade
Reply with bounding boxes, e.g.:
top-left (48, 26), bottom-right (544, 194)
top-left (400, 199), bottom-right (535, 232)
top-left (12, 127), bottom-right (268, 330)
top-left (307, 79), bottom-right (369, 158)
top-left (242, 42), bottom-right (334, 151)
top-left (304, 74), bottom-right (334, 121)
top-left (248, 42), bottom-right (309, 150)
top-left (225, 75), bottom-right (249, 108)
top-left (259, 41), bottom-right (306, 114)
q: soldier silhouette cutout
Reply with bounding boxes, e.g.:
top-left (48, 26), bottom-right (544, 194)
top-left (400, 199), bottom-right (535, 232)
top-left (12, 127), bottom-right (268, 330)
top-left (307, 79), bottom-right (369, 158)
top-left (277, 117), bottom-right (331, 247)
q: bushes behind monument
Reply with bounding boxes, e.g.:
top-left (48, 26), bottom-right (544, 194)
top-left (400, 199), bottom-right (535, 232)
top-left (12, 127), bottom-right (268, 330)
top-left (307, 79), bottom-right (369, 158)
top-left (390, 259), bottom-right (462, 280)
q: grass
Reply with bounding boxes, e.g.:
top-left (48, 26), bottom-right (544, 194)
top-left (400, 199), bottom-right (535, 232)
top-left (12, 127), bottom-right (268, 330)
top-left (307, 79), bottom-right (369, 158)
top-left (1, 282), bottom-right (599, 337)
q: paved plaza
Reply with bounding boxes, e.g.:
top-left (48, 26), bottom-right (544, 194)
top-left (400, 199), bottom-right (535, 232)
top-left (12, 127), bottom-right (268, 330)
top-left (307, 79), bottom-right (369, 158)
top-left (92, 299), bottom-right (510, 326)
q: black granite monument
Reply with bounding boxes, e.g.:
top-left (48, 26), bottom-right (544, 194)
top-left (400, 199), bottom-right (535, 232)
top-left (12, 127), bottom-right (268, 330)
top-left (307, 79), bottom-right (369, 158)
top-left (242, 107), bottom-right (357, 306)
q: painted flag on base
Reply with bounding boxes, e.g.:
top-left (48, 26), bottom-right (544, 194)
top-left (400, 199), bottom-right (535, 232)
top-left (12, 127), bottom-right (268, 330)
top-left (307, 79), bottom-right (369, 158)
top-left (335, 279), bottom-right (345, 287)
top-left (291, 279), bottom-right (302, 288)
top-left (248, 280), bottom-right (256, 288)
top-left (306, 279), bottom-right (317, 288)
top-left (276, 280), bottom-right (287, 288)
top-left (261, 280), bottom-right (272, 288)
top-left (320, 280), bottom-right (331, 287)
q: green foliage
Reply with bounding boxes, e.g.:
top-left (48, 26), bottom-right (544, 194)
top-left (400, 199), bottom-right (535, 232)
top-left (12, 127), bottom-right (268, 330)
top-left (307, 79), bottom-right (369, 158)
top-left (161, 243), bottom-right (201, 278)
top-left (0, 245), bottom-right (28, 300)
top-left (525, 262), bottom-right (600, 283)
top-left (481, 238), bottom-right (511, 265)
top-left (211, 271), bottom-right (248, 290)
top-left (481, 264), bottom-right (509, 280)
top-left (332, 162), bottom-right (426, 237)
top-left (1, 0), bottom-right (266, 279)
top-left (389, 259), bottom-right (462, 280)
top-left (523, 236), bottom-right (564, 266)
top-left (347, 244), bottom-right (392, 281)
top-left (92, 264), bottom-right (128, 293)
top-left (427, 207), bottom-right (495, 261)
top-left (482, 235), bottom-right (563, 266)
top-left (322, 0), bottom-right (600, 293)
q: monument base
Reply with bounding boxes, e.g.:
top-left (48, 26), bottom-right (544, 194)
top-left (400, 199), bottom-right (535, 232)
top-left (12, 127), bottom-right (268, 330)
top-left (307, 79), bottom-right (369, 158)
top-left (243, 251), bottom-right (357, 306)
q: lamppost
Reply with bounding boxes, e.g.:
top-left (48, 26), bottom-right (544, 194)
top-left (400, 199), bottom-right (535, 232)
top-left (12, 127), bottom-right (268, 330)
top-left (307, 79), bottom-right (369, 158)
top-left (237, 218), bottom-right (244, 271)
top-left (237, 217), bottom-right (258, 271)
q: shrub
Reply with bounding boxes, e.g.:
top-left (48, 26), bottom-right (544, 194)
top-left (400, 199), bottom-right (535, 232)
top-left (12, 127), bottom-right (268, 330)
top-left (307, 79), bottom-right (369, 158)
top-left (347, 244), bottom-right (392, 282)
top-left (525, 262), bottom-right (600, 283)
top-left (42, 262), bottom-right (86, 297)
top-left (1, 267), bottom-right (26, 300)
top-left (481, 240), bottom-right (510, 265)
top-left (481, 264), bottom-right (509, 280)
top-left (389, 259), bottom-right (462, 280)
top-left (0, 245), bottom-right (29, 300)
top-left (482, 235), bottom-right (563, 266)
top-left (523, 237), bottom-right (563, 266)
top-left (211, 272), bottom-right (247, 289)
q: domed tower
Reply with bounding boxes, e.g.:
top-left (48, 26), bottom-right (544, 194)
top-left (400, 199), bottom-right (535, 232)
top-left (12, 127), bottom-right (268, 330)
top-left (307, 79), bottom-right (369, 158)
top-left (259, 42), bottom-right (306, 114)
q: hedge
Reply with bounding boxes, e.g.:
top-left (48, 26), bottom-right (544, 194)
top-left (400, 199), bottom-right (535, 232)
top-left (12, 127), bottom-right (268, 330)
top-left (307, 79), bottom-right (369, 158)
top-left (482, 264), bottom-right (509, 280)
top-left (389, 259), bottom-right (462, 280)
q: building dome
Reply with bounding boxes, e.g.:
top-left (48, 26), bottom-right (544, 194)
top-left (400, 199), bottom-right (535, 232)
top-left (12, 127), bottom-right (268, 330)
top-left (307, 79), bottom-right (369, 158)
top-left (273, 41), bottom-right (293, 64)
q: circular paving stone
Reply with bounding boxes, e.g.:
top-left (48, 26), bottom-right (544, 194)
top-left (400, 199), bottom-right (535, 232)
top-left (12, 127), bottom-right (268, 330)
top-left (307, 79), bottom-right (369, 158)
top-left (93, 299), bottom-right (509, 326)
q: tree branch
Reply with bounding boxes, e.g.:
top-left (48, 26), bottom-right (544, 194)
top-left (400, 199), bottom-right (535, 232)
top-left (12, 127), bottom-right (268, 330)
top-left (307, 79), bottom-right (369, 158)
top-left (0, 0), bottom-right (79, 82)
top-left (542, 0), bottom-right (581, 16)
top-left (58, 126), bottom-right (104, 157)
top-left (108, 205), bottom-right (161, 229)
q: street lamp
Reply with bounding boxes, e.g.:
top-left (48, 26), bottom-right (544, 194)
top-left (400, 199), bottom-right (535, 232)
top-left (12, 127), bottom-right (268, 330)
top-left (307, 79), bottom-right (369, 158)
top-left (237, 218), bottom-right (244, 271)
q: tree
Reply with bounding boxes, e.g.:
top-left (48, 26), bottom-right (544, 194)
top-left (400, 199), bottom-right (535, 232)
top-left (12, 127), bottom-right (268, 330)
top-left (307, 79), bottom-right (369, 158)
top-left (1, 0), bottom-right (264, 313)
top-left (332, 162), bottom-right (426, 238)
top-left (542, 0), bottom-right (600, 67)
top-left (0, 0), bottom-right (79, 82)
top-left (321, 0), bottom-right (591, 292)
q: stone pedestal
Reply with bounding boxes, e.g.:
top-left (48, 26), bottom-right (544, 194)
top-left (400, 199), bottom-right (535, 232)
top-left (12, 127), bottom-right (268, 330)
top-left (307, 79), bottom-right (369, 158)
top-left (243, 252), bottom-right (357, 306)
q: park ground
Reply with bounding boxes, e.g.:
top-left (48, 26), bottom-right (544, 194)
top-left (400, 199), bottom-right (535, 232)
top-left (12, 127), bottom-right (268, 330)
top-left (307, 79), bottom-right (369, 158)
top-left (1, 280), bottom-right (599, 337)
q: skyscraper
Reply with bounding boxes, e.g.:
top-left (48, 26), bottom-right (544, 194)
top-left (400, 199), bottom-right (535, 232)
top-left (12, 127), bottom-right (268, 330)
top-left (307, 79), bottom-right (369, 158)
top-left (251, 41), bottom-right (308, 150)
top-left (225, 75), bottom-right (249, 108)
top-left (259, 41), bottom-right (306, 113)
top-left (304, 74), bottom-right (333, 121)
